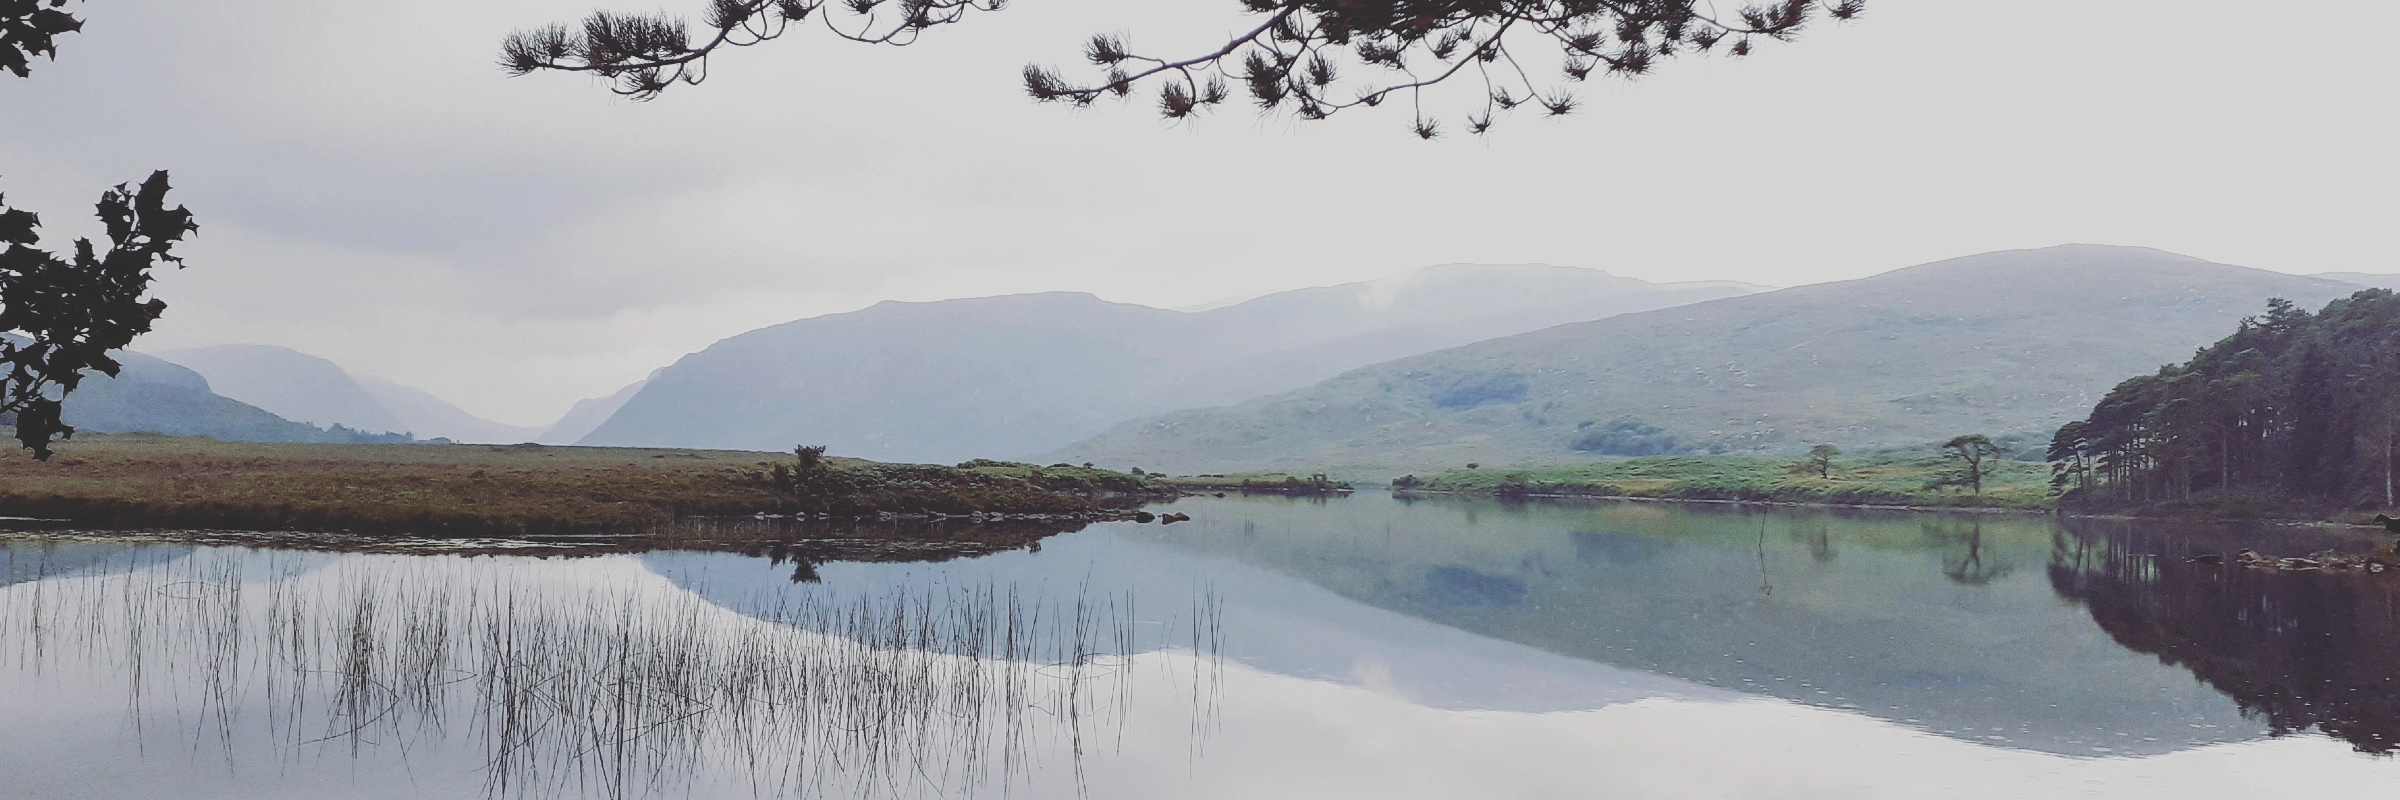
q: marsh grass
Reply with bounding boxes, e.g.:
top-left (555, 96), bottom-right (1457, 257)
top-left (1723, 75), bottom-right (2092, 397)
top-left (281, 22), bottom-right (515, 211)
top-left (1406, 454), bottom-right (2055, 510)
top-left (0, 435), bottom-right (1176, 538)
top-left (0, 546), bottom-right (1223, 799)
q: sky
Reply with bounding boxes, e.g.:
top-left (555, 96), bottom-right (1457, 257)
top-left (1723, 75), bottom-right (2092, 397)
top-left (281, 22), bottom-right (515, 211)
top-left (1, 0), bottom-right (2394, 425)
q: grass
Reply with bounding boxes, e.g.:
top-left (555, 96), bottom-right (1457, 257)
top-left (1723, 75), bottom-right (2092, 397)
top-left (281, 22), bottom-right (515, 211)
top-left (1398, 453), bottom-right (2056, 510)
top-left (1154, 472), bottom-right (1355, 495)
top-left (0, 434), bottom-right (1177, 537)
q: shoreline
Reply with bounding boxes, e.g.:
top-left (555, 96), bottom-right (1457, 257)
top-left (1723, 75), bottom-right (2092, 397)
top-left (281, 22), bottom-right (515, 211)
top-left (0, 435), bottom-right (1176, 541)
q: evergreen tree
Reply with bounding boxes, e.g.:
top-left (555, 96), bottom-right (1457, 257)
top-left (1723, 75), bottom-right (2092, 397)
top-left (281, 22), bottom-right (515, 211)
top-left (2051, 290), bottom-right (2400, 508)
top-left (503, 0), bottom-right (1864, 137)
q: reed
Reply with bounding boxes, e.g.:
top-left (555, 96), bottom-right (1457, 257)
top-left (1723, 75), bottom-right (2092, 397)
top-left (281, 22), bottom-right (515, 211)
top-left (0, 546), bottom-right (1225, 799)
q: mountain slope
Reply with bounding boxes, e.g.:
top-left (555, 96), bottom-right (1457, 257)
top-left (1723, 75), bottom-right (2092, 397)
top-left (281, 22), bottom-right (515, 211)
top-left (539, 377), bottom-right (649, 445)
top-left (577, 264), bottom-right (1758, 462)
top-left (2319, 272), bottom-right (2400, 290)
top-left (1053, 245), bottom-right (2366, 475)
top-left (56, 351), bottom-right (325, 442)
top-left (160, 345), bottom-right (408, 433)
top-left (355, 376), bottom-right (544, 443)
top-left (158, 344), bottom-right (535, 442)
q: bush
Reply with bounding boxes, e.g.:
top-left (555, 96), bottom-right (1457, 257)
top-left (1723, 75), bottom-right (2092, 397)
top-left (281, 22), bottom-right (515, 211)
top-left (1430, 372), bottom-right (1530, 409)
top-left (1571, 417), bottom-right (1684, 456)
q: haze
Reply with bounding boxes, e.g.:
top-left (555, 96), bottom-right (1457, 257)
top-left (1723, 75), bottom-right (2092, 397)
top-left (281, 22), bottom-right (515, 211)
top-left (1, 0), bottom-right (2392, 424)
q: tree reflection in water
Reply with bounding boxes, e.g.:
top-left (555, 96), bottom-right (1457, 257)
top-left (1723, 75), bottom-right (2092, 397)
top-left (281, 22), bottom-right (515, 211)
top-left (2050, 520), bottom-right (2400, 753)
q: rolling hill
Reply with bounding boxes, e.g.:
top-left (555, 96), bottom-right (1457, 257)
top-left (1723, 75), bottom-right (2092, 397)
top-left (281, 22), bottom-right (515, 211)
top-left (2319, 272), bottom-right (2400, 290)
top-left (577, 264), bottom-right (1760, 462)
top-left (1050, 245), bottom-right (2369, 476)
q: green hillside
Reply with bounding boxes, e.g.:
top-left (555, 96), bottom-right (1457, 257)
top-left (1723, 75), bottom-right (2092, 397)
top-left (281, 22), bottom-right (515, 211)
top-left (1055, 246), bottom-right (2365, 476)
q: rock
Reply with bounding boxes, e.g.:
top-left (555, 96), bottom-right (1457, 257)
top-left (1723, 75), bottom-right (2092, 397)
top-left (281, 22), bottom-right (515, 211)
top-left (1132, 511), bottom-right (1156, 523)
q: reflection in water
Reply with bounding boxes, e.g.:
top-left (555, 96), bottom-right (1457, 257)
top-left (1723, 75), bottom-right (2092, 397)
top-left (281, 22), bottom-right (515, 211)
top-left (6, 497), bottom-right (2400, 798)
top-left (0, 544), bottom-right (1221, 799)
top-left (2051, 519), bottom-right (2400, 753)
top-left (1121, 495), bottom-right (2399, 756)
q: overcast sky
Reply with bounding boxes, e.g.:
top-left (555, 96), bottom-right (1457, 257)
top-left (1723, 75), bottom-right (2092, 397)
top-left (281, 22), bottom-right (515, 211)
top-left (2, 0), bottom-right (2393, 424)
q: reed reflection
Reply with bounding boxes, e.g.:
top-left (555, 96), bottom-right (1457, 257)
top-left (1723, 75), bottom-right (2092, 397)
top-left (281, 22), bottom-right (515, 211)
top-left (0, 543), bottom-right (1224, 800)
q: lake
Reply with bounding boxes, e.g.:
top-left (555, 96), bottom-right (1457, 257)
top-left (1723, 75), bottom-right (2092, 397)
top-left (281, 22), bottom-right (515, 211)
top-left (3, 493), bottom-right (2397, 798)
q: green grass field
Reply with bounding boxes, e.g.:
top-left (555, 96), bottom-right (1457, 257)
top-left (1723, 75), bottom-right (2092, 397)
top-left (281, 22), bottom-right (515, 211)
top-left (0, 435), bottom-right (1174, 537)
top-left (1397, 453), bottom-right (2055, 510)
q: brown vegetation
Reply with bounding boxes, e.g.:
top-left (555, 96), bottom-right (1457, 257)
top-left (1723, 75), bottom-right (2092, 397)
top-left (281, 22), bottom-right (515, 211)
top-left (0, 434), bottom-right (1174, 538)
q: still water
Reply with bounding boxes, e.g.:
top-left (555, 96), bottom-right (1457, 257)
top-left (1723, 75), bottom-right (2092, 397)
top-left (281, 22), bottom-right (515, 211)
top-left (3, 494), bottom-right (2398, 798)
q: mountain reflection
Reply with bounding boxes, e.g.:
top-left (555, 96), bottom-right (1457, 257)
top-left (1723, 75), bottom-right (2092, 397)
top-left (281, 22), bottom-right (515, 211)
top-left (2050, 519), bottom-right (2400, 753)
top-left (1112, 494), bottom-right (2400, 756)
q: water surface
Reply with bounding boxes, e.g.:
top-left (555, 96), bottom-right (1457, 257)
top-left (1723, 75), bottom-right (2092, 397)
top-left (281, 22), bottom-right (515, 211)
top-left (4, 494), bottom-right (2397, 798)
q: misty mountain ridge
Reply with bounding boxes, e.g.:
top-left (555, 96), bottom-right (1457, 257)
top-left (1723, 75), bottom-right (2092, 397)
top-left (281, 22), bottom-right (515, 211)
top-left (53, 350), bottom-right (332, 442)
top-left (1051, 245), bottom-right (2371, 476)
top-left (2317, 272), bottom-right (2400, 290)
top-left (158, 344), bottom-right (539, 444)
top-left (577, 263), bottom-right (1763, 462)
top-left (0, 335), bottom-right (407, 445)
top-left (539, 376), bottom-right (651, 445)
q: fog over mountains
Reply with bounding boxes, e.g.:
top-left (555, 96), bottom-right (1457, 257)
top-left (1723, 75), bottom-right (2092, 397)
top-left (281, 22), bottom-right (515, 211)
top-left (538, 377), bottom-right (650, 445)
top-left (53, 350), bottom-right (327, 442)
top-left (61, 248), bottom-right (2392, 474)
top-left (1054, 245), bottom-right (2368, 475)
top-left (577, 264), bottom-right (1761, 463)
top-left (158, 345), bottom-right (542, 443)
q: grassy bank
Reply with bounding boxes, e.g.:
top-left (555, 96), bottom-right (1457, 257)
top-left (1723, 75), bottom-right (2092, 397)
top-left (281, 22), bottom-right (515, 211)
top-left (1397, 454), bottom-right (2055, 510)
top-left (1155, 472), bottom-right (1355, 495)
top-left (0, 435), bottom-right (1175, 537)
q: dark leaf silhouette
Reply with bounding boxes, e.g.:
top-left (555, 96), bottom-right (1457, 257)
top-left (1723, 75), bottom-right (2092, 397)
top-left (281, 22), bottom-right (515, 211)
top-left (0, 0), bottom-right (84, 78)
top-left (0, 171), bottom-right (197, 459)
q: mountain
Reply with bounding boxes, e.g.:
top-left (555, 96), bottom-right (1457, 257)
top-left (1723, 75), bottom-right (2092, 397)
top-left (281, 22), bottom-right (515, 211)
top-left (538, 377), bottom-right (649, 445)
top-left (158, 344), bottom-right (535, 443)
top-left (1052, 245), bottom-right (2368, 476)
top-left (159, 345), bottom-right (408, 433)
top-left (2319, 272), bottom-right (2400, 290)
top-left (576, 264), bottom-right (1760, 462)
top-left (54, 350), bottom-right (325, 442)
top-left (355, 375), bottom-right (544, 443)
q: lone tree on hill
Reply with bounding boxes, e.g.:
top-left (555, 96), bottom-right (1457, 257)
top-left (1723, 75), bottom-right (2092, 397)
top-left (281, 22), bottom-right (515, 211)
top-left (1940, 434), bottom-right (2005, 495)
top-left (502, 0), bottom-right (1864, 137)
top-left (1803, 443), bottom-right (1839, 479)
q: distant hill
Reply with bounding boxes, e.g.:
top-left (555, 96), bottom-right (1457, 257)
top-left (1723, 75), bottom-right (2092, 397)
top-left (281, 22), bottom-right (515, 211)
top-left (160, 345), bottom-right (408, 433)
top-left (56, 350), bottom-right (328, 442)
top-left (158, 344), bottom-right (535, 443)
top-left (1053, 245), bottom-right (2368, 476)
top-left (2319, 272), bottom-right (2400, 290)
top-left (577, 264), bottom-right (1760, 462)
top-left (356, 375), bottom-right (544, 443)
top-left (538, 377), bottom-right (649, 445)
